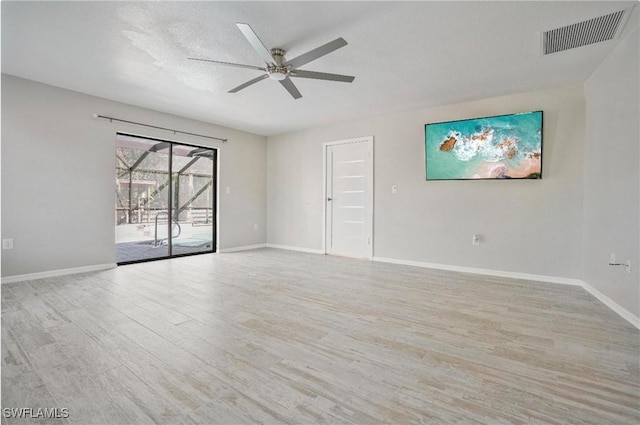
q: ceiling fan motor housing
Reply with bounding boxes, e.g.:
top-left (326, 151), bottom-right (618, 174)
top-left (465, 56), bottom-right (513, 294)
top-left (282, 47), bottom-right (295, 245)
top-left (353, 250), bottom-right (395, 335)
top-left (267, 66), bottom-right (289, 80)
top-left (267, 48), bottom-right (289, 80)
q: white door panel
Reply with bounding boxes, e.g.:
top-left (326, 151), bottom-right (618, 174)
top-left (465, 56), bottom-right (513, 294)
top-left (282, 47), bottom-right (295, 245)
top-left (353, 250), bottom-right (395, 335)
top-left (325, 137), bottom-right (373, 259)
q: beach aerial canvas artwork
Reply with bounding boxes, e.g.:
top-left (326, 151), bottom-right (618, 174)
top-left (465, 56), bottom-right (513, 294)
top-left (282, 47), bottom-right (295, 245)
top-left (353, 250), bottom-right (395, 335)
top-left (425, 111), bottom-right (543, 180)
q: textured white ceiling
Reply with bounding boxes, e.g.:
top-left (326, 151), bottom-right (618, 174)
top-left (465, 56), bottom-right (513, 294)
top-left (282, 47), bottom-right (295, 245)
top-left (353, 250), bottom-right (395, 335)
top-left (2, 1), bottom-right (637, 136)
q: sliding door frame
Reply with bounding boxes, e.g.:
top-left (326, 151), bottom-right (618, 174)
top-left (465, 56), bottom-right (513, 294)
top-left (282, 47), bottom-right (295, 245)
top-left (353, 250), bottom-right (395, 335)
top-left (115, 132), bottom-right (219, 265)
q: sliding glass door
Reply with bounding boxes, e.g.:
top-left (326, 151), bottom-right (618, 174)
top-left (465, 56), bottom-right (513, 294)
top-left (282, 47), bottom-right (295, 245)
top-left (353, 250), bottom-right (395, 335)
top-left (170, 144), bottom-right (216, 256)
top-left (115, 134), bottom-right (216, 264)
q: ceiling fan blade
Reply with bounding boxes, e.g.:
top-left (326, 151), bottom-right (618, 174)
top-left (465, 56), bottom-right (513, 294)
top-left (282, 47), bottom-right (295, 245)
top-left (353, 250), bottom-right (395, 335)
top-left (279, 78), bottom-right (302, 99)
top-left (188, 57), bottom-right (265, 72)
top-left (236, 23), bottom-right (275, 65)
top-left (285, 38), bottom-right (348, 69)
top-left (229, 74), bottom-right (269, 93)
top-left (290, 70), bottom-right (355, 83)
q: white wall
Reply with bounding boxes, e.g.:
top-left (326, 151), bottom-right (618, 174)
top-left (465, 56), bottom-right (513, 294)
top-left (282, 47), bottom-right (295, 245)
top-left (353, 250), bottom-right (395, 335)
top-left (268, 84), bottom-right (586, 280)
top-left (1, 75), bottom-right (267, 277)
top-left (583, 27), bottom-right (639, 319)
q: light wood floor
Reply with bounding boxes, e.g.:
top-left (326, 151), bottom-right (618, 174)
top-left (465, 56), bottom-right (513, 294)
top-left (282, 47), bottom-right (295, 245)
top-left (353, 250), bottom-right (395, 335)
top-left (2, 248), bottom-right (639, 424)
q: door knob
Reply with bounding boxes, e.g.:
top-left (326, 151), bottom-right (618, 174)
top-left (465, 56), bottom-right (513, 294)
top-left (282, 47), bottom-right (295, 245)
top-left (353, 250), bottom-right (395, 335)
top-left (327, 197), bottom-right (333, 201)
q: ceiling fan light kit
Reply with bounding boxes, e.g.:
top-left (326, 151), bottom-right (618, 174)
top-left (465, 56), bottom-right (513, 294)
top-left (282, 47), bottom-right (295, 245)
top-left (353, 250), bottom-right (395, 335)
top-left (267, 67), bottom-right (289, 81)
top-left (189, 23), bottom-right (355, 99)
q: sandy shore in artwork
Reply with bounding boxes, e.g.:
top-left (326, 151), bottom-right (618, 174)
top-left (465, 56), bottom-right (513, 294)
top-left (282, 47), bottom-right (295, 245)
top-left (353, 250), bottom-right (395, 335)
top-left (472, 156), bottom-right (541, 179)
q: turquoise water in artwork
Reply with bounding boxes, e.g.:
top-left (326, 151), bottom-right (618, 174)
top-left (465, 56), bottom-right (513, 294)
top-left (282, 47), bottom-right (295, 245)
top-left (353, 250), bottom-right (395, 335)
top-left (425, 111), bottom-right (542, 180)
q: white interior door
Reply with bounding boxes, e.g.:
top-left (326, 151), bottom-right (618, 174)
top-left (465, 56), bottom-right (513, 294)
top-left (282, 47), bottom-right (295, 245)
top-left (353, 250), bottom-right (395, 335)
top-left (325, 137), bottom-right (373, 259)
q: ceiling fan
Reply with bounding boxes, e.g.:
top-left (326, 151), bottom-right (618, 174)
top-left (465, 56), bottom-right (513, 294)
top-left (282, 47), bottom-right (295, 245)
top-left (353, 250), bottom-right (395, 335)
top-left (188, 23), bottom-right (355, 100)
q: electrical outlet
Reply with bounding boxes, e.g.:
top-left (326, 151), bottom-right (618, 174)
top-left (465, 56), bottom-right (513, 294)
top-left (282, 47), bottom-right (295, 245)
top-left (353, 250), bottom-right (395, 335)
top-left (610, 253), bottom-right (616, 265)
top-left (2, 238), bottom-right (14, 250)
top-left (472, 234), bottom-right (481, 246)
top-left (626, 260), bottom-right (632, 274)
top-left (254, 223), bottom-right (258, 231)
top-left (391, 185), bottom-right (398, 194)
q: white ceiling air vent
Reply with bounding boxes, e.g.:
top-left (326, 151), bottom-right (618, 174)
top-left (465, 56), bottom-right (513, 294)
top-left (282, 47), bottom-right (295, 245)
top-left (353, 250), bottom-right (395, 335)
top-left (542, 8), bottom-right (632, 55)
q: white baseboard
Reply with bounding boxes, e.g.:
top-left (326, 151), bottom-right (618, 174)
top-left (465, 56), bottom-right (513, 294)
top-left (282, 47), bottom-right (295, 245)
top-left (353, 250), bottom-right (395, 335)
top-left (1, 263), bottom-right (117, 284)
top-left (581, 280), bottom-right (640, 329)
top-left (266, 243), bottom-right (324, 255)
top-left (373, 256), bottom-right (639, 329)
top-left (218, 243), bottom-right (267, 253)
top-left (373, 256), bottom-right (583, 286)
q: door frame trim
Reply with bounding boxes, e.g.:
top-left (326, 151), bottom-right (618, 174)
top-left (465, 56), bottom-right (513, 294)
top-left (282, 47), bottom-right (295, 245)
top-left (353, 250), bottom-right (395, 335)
top-left (322, 136), bottom-right (374, 260)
